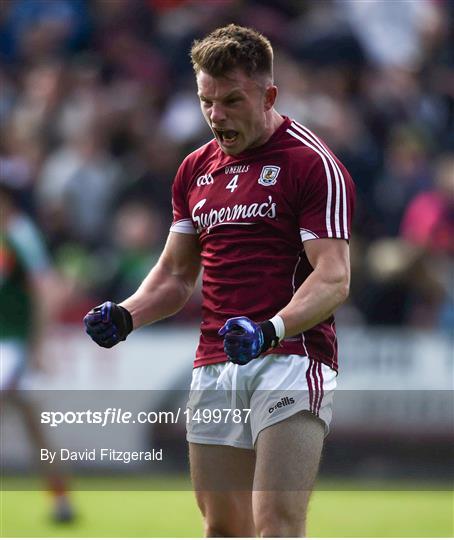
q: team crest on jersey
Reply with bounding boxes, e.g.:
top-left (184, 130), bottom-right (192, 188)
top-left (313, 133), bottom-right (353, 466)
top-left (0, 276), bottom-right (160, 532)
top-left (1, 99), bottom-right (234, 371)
top-left (258, 165), bottom-right (280, 186)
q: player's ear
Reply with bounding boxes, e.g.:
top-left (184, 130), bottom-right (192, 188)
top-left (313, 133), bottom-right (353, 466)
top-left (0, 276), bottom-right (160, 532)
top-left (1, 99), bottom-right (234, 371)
top-left (264, 85), bottom-right (278, 111)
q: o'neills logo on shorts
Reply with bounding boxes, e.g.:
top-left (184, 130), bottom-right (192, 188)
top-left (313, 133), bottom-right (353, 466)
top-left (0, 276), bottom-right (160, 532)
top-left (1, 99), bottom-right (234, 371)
top-left (268, 396), bottom-right (295, 414)
top-left (192, 196), bottom-right (277, 233)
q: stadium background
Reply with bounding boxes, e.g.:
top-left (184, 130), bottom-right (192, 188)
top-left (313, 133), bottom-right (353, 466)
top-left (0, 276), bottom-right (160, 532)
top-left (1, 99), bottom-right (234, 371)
top-left (1, 0), bottom-right (452, 537)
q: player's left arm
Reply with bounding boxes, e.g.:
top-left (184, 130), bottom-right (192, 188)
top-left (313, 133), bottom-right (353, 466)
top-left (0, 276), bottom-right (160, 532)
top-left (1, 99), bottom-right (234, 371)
top-left (219, 238), bottom-right (350, 365)
top-left (277, 238), bottom-right (350, 336)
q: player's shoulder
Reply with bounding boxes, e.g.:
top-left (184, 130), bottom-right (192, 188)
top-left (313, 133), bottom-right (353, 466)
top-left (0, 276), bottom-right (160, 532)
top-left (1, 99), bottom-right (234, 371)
top-left (285, 119), bottom-right (331, 156)
top-left (174, 138), bottom-right (220, 187)
top-left (284, 118), bottom-right (349, 172)
top-left (182, 138), bottom-right (220, 169)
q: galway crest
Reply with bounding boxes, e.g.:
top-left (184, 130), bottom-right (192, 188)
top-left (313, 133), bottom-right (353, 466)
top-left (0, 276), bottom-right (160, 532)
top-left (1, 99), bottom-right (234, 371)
top-left (258, 165), bottom-right (280, 186)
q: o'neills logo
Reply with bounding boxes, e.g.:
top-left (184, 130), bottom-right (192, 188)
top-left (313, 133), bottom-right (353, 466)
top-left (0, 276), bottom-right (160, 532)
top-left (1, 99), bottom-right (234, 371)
top-left (268, 396), bottom-right (295, 414)
top-left (192, 196), bottom-right (277, 233)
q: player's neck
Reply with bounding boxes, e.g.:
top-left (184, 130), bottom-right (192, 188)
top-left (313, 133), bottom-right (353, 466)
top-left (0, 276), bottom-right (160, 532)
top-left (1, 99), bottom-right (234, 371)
top-left (259, 110), bottom-right (284, 147)
top-left (266, 108), bottom-right (284, 131)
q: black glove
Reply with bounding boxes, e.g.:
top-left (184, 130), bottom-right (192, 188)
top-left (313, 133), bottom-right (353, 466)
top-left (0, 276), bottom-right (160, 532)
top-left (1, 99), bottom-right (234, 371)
top-left (83, 301), bottom-right (133, 348)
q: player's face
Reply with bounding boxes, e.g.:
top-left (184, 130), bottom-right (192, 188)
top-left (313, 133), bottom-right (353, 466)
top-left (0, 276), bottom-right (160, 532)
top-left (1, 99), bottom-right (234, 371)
top-left (197, 68), bottom-right (276, 155)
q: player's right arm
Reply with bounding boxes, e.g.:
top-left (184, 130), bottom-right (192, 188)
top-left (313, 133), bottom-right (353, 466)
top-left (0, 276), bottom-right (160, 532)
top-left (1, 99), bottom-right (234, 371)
top-left (121, 231), bottom-right (201, 327)
top-left (84, 231), bottom-right (201, 348)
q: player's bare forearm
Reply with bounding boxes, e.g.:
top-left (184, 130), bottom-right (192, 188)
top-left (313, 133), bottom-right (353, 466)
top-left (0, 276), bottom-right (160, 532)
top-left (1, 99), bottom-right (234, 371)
top-left (120, 261), bottom-right (197, 328)
top-left (277, 239), bottom-right (350, 336)
top-left (277, 265), bottom-right (349, 335)
top-left (119, 232), bottom-right (201, 329)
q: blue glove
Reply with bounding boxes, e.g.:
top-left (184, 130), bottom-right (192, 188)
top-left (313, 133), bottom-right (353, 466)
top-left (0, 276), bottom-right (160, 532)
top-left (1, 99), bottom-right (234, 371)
top-left (218, 316), bottom-right (279, 365)
top-left (84, 301), bottom-right (133, 348)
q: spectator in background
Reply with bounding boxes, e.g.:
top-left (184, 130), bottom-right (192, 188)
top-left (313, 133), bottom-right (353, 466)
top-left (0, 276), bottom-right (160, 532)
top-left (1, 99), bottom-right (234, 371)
top-left (1, 0), bottom-right (89, 63)
top-left (400, 153), bottom-right (454, 329)
top-left (105, 200), bottom-right (163, 301)
top-left (36, 123), bottom-right (122, 248)
top-left (374, 125), bottom-right (433, 236)
top-left (341, 0), bottom-right (444, 69)
top-left (358, 237), bottom-right (445, 328)
top-left (351, 153), bottom-right (453, 329)
top-left (401, 153), bottom-right (454, 255)
top-left (9, 60), bottom-right (67, 151)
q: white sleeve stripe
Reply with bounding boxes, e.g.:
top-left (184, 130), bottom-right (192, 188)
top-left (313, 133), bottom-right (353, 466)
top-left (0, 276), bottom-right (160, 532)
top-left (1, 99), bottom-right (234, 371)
top-left (291, 122), bottom-right (345, 239)
top-left (170, 219), bottom-right (197, 235)
top-left (294, 121), bottom-right (348, 240)
top-left (300, 227), bottom-right (319, 236)
top-left (170, 227), bottom-right (197, 235)
top-left (293, 121), bottom-right (346, 238)
top-left (172, 218), bottom-right (192, 225)
top-left (296, 121), bottom-right (348, 239)
top-left (300, 227), bottom-right (320, 242)
top-left (292, 121), bottom-right (349, 240)
top-left (287, 128), bottom-right (334, 237)
top-left (300, 228), bottom-right (319, 242)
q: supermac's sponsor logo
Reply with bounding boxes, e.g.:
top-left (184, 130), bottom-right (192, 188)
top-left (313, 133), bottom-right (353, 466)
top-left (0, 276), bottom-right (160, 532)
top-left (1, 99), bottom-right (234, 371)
top-left (258, 165), bottom-right (280, 186)
top-left (192, 196), bottom-right (277, 233)
top-left (196, 173), bottom-right (214, 187)
top-left (268, 396), bottom-right (295, 414)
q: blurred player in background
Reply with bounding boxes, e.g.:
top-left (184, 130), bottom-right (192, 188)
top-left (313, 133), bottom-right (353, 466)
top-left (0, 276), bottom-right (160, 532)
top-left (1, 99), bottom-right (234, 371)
top-left (85, 25), bottom-right (355, 537)
top-left (0, 182), bottom-right (74, 522)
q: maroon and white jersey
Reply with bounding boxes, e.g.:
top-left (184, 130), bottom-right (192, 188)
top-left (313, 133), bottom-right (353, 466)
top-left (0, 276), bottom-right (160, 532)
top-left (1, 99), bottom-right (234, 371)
top-left (171, 116), bottom-right (355, 371)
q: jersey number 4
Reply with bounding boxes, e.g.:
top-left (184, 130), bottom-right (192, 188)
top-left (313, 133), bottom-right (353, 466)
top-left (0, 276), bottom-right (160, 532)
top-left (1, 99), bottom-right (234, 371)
top-left (225, 175), bottom-right (239, 192)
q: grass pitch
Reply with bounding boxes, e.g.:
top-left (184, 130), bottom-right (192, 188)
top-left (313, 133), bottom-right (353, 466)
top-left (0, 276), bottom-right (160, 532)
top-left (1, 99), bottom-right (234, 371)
top-left (1, 477), bottom-right (452, 537)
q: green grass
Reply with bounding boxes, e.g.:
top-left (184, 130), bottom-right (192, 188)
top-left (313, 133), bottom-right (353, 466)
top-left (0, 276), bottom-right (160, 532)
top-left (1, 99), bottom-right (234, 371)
top-left (1, 477), bottom-right (452, 537)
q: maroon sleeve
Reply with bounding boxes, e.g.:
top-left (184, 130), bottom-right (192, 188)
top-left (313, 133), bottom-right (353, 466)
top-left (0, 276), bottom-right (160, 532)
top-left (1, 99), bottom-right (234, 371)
top-left (170, 159), bottom-right (196, 235)
top-left (298, 151), bottom-right (355, 242)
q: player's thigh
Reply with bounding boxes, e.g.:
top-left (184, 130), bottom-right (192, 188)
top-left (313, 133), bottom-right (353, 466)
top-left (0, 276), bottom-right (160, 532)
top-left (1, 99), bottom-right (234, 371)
top-left (189, 442), bottom-right (255, 535)
top-left (252, 411), bottom-right (325, 536)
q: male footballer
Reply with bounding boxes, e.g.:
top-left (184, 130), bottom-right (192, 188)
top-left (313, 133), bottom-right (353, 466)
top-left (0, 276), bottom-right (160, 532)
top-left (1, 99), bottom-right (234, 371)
top-left (84, 25), bottom-right (355, 537)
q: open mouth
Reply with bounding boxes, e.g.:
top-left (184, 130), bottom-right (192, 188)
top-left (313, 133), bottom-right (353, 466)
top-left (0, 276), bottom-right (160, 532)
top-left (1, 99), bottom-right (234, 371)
top-left (214, 129), bottom-right (239, 145)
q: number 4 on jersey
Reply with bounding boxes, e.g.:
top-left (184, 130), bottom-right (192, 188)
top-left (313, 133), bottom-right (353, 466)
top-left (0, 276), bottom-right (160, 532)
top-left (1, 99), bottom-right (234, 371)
top-left (226, 174), bottom-right (239, 192)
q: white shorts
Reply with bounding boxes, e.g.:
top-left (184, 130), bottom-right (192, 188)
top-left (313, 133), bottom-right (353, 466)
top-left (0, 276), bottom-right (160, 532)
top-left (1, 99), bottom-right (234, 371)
top-left (186, 354), bottom-right (337, 450)
top-left (0, 340), bottom-right (27, 391)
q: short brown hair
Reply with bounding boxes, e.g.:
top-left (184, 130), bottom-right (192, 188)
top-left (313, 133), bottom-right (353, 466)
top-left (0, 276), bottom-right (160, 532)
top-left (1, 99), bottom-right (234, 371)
top-left (190, 24), bottom-right (273, 79)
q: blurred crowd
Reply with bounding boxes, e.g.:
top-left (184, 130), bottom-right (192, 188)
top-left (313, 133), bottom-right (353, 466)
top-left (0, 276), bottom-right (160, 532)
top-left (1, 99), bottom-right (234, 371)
top-left (1, 0), bottom-right (453, 330)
